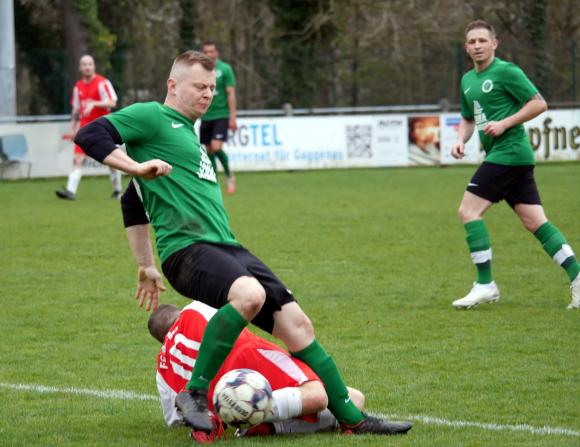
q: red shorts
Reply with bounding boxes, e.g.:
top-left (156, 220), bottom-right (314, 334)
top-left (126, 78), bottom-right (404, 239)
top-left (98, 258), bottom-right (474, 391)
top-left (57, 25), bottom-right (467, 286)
top-left (74, 144), bottom-right (86, 155)
top-left (208, 336), bottom-right (320, 413)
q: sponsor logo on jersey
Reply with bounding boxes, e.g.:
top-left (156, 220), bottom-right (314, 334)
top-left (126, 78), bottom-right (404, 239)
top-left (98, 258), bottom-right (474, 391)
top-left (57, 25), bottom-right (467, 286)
top-left (473, 100), bottom-right (488, 131)
top-left (468, 182), bottom-right (479, 187)
top-left (197, 146), bottom-right (217, 183)
top-left (216, 69), bottom-right (222, 78)
top-left (172, 122), bottom-right (184, 129)
top-left (482, 79), bottom-right (493, 93)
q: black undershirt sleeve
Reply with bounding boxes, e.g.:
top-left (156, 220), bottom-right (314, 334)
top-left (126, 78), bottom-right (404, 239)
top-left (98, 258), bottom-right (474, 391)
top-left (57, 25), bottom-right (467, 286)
top-left (121, 180), bottom-right (150, 228)
top-left (74, 117), bottom-right (123, 163)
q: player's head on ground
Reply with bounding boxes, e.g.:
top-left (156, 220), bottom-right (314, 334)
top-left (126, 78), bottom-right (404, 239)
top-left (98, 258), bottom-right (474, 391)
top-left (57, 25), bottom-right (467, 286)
top-left (78, 54), bottom-right (96, 79)
top-left (166, 50), bottom-right (216, 121)
top-left (464, 19), bottom-right (498, 69)
top-left (148, 303), bottom-right (181, 343)
top-left (201, 40), bottom-right (219, 62)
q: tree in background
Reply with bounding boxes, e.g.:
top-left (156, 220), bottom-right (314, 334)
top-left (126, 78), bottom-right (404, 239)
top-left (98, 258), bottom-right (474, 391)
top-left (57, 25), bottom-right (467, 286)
top-left (268, 0), bottom-right (337, 108)
top-left (13, 0), bottom-right (580, 114)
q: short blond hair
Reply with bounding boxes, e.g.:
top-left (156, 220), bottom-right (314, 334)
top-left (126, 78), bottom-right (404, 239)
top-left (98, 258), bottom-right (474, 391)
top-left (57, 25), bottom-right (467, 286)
top-left (464, 20), bottom-right (496, 39)
top-left (172, 50), bottom-right (214, 72)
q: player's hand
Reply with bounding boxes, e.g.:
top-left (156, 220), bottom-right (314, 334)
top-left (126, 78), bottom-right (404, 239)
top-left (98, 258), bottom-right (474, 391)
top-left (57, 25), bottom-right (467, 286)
top-left (134, 159), bottom-right (173, 180)
top-left (451, 141), bottom-right (465, 159)
top-left (483, 120), bottom-right (507, 137)
top-left (135, 265), bottom-right (166, 312)
top-left (229, 116), bottom-right (238, 133)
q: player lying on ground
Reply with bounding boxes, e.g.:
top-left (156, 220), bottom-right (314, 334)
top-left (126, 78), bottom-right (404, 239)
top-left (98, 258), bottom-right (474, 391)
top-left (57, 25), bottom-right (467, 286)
top-left (149, 301), bottom-right (412, 438)
top-left (75, 50), bottom-right (412, 434)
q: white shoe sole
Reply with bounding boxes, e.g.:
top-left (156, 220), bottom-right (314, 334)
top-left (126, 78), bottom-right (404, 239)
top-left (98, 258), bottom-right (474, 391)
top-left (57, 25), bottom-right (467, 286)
top-left (452, 295), bottom-right (500, 310)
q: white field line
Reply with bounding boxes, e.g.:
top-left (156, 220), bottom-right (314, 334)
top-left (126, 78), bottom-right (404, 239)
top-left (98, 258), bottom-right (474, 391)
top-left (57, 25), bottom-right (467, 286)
top-left (375, 412), bottom-right (580, 438)
top-left (1, 382), bottom-right (578, 437)
top-left (0, 382), bottom-right (158, 401)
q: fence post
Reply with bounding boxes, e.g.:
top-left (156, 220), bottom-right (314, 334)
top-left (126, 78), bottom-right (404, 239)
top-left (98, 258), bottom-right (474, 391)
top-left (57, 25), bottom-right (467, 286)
top-left (572, 41), bottom-right (577, 103)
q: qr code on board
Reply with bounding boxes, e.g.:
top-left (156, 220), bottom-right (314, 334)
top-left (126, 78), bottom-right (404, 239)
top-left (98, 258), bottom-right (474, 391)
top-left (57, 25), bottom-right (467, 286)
top-left (346, 125), bottom-right (372, 158)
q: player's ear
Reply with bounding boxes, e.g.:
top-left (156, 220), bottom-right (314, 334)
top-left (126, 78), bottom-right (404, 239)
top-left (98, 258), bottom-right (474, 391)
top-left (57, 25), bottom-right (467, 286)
top-left (167, 77), bottom-right (177, 95)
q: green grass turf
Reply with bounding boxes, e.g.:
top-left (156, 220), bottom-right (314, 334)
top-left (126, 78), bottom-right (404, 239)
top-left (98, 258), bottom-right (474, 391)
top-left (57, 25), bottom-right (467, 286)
top-left (0, 163), bottom-right (578, 446)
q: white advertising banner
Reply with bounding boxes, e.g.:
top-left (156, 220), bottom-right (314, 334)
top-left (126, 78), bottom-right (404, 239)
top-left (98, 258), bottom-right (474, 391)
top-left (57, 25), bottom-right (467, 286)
top-left (0, 121), bottom-right (110, 180)
top-left (223, 115), bottom-right (408, 171)
top-left (1, 109), bottom-right (578, 179)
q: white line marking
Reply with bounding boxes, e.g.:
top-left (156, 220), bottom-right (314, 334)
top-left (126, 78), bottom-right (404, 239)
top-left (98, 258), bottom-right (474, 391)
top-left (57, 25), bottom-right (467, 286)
top-left (376, 412), bottom-right (580, 437)
top-left (0, 382), bottom-right (158, 401)
top-left (1, 382), bottom-right (578, 437)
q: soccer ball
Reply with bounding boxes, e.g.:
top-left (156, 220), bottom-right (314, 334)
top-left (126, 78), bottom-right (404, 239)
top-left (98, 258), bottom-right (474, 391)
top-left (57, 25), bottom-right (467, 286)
top-left (212, 368), bottom-right (273, 427)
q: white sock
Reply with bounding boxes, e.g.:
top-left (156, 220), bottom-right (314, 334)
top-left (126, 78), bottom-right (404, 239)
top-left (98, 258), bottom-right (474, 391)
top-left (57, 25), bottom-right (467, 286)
top-left (109, 169), bottom-right (121, 192)
top-left (67, 168), bottom-right (82, 194)
top-left (264, 387), bottom-right (302, 422)
top-left (272, 409), bottom-right (338, 434)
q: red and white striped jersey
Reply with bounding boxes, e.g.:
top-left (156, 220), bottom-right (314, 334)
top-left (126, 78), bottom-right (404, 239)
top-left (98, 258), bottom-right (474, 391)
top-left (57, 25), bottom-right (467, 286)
top-left (71, 74), bottom-right (117, 125)
top-left (156, 301), bottom-right (255, 426)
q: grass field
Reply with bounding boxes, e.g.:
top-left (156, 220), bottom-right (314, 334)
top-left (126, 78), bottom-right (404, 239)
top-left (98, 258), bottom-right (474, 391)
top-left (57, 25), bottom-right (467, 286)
top-left (0, 163), bottom-right (579, 446)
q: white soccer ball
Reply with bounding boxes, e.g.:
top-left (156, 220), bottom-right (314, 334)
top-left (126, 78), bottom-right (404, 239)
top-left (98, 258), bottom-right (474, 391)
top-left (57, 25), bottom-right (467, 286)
top-left (212, 368), bottom-right (273, 427)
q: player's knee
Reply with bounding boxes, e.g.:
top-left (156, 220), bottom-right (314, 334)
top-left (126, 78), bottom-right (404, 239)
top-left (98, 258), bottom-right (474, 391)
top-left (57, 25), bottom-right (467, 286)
top-left (229, 277), bottom-right (266, 320)
top-left (239, 286), bottom-right (266, 316)
top-left (458, 205), bottom-right (479, 223)
top-left (348, 387), bottom-right (365, 410)
top-left (311, 389), bottom-right (328, 413)
top-left (294, 312), bottom-right (314, 340)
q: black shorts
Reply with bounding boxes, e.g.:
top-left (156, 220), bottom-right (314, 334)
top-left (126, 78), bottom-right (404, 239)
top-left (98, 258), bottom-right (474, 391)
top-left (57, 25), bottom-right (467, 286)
top-left (161, 242), bottom-right (295, 333)
top-left (466, 162), bottom-right (542, 208)
top-left (200, 119), bottom-right (229, 145)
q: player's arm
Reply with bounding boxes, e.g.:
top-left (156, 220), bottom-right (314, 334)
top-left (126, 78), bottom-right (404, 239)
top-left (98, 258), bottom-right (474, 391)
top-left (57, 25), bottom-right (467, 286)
top-left (226, 86), bottom-right (238, 132)
top-left (451, 118), bottom-right (475, 159)
top-left (122, 181), bottom-right (166, 312)
top-left (70, 86), bottom-right (81, 137)
top-left (483, 93), bottom-right (547, 137)
top-left (88, 98), bottom-right (117, 109)
top-left (74, 118), bottom-right (172, 179)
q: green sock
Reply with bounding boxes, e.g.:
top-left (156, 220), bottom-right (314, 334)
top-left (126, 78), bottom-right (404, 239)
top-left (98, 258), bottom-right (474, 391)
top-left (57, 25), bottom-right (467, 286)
top-left (534, 221), bottom-right (580, 281)
top-left (186, 303), bottom-right (247, 390)
top-left (465, 220), bottom-right (493, 284)
top-left (215, 150), bottom-right (232, 177)
top-left (292, 340), bottom-right (364, 425)
top-left (208, 152), bottom-right (218, 174)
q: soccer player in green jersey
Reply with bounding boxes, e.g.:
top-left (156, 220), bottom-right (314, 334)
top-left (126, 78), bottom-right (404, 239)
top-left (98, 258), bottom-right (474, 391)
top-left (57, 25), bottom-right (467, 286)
top-left (74, 51), bottom-right (411, 436)
top-left (451, 20), bottom-right (580, 310)
top-left (201, 41), bottom-right (237, 194)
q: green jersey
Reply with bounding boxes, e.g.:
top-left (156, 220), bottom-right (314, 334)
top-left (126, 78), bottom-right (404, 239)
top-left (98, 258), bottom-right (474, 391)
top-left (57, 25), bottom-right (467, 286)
top-left (203, 59), bottom-right (236, 121)
top-left (106, 102), bottom-right (238, 262)
top-left (460, 57), bottom-right (538, 165)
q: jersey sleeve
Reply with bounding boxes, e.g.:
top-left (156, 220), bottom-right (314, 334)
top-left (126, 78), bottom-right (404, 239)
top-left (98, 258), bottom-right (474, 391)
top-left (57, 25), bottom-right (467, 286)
top-left (502, 63), bottom-right (539, 104)
top-left (98, 78), bottom-right (118, 102)
top-left (71, 85), bottom-right (80, 112)
top-left (105, 102), bottom-right (160, 145)
top-left (224, 64), bottom-right (236, 88)
top-left (459, 81), bottom-right (473, 120)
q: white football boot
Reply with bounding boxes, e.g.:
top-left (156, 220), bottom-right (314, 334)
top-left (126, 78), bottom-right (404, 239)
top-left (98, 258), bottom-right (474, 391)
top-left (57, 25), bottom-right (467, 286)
top-left (452, 281), bottom-right (500, 309)
top-left (567, 273), bottom-right (580, 309)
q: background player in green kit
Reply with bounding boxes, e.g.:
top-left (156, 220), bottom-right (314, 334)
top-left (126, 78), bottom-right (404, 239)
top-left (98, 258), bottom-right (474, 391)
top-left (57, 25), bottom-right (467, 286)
top-left (74, 50), bottom-right (411, 436)
top-left (451, 20), bottom-right (580, 310)
top-left (201, 41), bottom-right (237, 195)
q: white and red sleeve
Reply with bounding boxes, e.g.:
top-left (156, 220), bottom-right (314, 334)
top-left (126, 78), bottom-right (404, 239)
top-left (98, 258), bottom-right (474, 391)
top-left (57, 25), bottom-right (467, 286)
top-left (98, 78), bottom-right (118, 102)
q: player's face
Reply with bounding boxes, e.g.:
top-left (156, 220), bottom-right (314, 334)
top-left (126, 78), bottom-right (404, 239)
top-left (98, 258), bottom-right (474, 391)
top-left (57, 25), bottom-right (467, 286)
top-left (465, 28), bottom-right (497, 67)
top-left (79, 56), bottom-right (96, 78)
top-left (172, 63), bottom-right (216, 119)
top-left (202, 45), bottom-right (218, 62)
